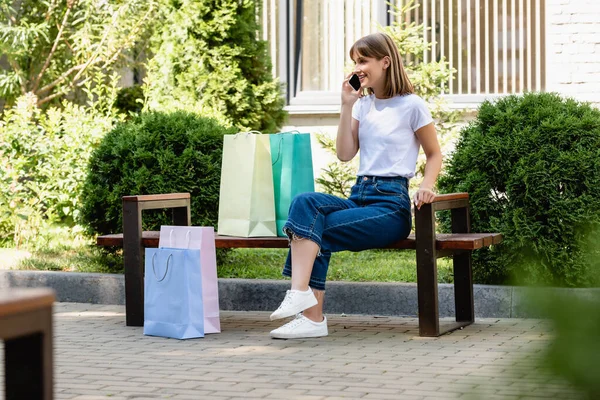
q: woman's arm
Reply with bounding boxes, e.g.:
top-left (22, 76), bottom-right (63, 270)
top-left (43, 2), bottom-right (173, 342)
top-left (413, 122), bottom-right (442, 209)
top-left (336, 74), bottom-right (360, 162)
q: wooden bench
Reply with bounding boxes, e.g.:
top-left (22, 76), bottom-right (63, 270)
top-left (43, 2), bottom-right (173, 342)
top-left (96, 192), bottom-right (502, 337)
top-left (0, 288), bottom-right (55, 400)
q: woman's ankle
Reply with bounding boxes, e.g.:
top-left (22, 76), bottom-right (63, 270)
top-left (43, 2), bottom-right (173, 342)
top-left (303, 288), bottom-right (325, 322)
top-left (290, 285), bottom-right (310, 292)
top-left (302, 310), bottom-right (324, 323)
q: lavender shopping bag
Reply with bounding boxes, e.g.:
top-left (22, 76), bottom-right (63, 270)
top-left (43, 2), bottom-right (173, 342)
top-left (159, 226), bottom-right (221, 333)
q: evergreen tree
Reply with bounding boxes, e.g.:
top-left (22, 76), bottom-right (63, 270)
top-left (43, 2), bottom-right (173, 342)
top-left (144, 0), bottom-right (286, 132)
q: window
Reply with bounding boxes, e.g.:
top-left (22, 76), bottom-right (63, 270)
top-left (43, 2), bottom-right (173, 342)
top-left (403, 0), bottom-right (546, 96)
top-left (261, 0), bottom-right (546, 110)
top-left (260, 0), bottom-right (386, 112)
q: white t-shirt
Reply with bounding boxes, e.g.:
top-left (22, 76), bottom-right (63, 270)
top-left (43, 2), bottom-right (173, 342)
top-left (351, 93), bottom-right (433, 178)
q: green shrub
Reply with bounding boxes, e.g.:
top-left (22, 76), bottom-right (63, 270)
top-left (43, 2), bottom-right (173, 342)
top-left (79, 111), bottom-right (236, 236)
top-left (438, 92), bottom-right (600, 287)
top-left (144, 0), bottom-right (286, 132)
top-left (0, 92), bottom-right (120, 247)
top-left (115, 85), bottom-right (144, 115)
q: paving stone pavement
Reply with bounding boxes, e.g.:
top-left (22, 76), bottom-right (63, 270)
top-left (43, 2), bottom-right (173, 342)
top-left (0, 302), bottom-right (585, 400)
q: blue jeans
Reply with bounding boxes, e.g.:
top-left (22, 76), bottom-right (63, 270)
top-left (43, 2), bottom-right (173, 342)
top-left (282, 175), bottom-right (412, 290)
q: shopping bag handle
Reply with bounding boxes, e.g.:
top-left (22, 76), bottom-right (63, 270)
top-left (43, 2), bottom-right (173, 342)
top-left (275, 130), bottom-right (301, 134)
top-left (152, 252), bottom-right (172, 282)
top-left (234, 130), bottom-right (262, 139)
top-left (271, 131), bottom-right (304, 166)
top-left (169, 229), bottom-right (192, 248)
top-left (272, 135), bottom-right (284, 166)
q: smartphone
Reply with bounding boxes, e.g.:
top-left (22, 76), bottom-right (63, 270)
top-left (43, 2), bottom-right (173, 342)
top-left (349, 74), bottom-right (361, 91)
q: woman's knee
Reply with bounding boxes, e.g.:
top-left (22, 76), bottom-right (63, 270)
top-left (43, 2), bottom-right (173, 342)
top-left (289, 192), bottom-right (320, 211)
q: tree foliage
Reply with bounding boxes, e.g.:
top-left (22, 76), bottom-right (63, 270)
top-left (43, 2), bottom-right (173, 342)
top-left (0, 0), bottom-right (155, 109)
top-left (143, 0), bottom-right (286, 132)
top-left (438, 92), bottom-right (600, 287)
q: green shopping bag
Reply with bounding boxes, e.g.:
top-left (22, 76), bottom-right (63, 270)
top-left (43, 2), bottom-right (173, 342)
top-left (218, 132), bottom-right (277, 237)
top-left (270, 132), bottom-right (315, 237)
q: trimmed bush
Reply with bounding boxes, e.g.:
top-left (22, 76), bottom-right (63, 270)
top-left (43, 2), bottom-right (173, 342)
top-left (438, 92), bottom-right (600, 287)
top-left (79, 111), bottom-right (236, 236)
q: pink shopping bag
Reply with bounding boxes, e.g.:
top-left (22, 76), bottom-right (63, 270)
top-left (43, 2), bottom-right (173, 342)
top-left (159, 226), bottom-right (221, 333)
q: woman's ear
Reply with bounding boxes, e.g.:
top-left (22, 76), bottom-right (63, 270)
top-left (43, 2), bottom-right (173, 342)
top-left (383, 56), bottom-right (391, 69)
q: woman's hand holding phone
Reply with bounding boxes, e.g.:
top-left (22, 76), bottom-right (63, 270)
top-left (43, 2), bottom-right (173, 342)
top-left (341, 73), bottom-right (361, 106)
top-left (349, 74), bottom-right (361, 91)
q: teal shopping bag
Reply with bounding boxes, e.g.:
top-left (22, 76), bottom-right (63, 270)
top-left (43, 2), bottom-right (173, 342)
top-left (270, 132), bottom-right (315, 237)
top-left (144, 248), bottom-right (204, 339)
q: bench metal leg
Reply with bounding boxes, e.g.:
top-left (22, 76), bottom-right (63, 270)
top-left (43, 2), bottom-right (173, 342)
top-left (123, 201), bottom-right (144, 327)
top-left (5, 308), bottom-right (53, 400)
top-left (451, 207), bottom-right (474, 324)
top-left (415, 204), bottom-right (440, 337)
top-left (122, 197), bottom-right (192, 327)
top-left (454, 252), bottom-right (474, 322)
top-left (415, 204), bottom-right (475, 337)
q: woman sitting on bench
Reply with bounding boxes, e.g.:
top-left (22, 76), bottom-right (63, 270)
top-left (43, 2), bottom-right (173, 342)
top-left (269, 32), bottom-right (442, 339)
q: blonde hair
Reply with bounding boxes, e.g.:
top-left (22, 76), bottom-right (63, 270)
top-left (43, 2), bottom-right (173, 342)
top-left (349, 32), bottom-right (414, 98)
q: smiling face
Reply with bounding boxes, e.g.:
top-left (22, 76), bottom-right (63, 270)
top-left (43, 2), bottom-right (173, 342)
top-left (351, 52), bottom-right (390, 95)
top-left (349, 33), bottom-right (414, 98)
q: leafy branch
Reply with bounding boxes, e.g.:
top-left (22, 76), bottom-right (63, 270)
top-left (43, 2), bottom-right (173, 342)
top-left (31, 2), bottom-right (75, 93)
top-left (1, 0), bottom-right (156, 109)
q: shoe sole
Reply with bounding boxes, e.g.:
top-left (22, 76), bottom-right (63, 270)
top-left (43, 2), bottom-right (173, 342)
top-left (270, 331), bottom-right (328, 339)
top-left (269, 296), bottom-right (318, 321)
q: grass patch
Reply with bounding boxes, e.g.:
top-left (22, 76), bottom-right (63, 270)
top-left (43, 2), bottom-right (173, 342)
top-left (2, 225), bottom-right (123, 274)
top-left (220, 248), bottom-right (454, 284)
top-left (6, 225), bottom-right (454, 284)
top-left (17, 246), bottom-right (123, 274)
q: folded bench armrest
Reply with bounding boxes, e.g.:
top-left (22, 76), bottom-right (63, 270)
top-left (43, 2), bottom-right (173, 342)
top-left (415, 192), bottom-right (470, 239)
top-left (122, 192), bottom-right (191, 326)
top-left (414, 196), bottom-right (473, 336)
top-left (123, 193), bottom-right (190, 202)
top-left (431, 192), bottom-right (469, 212)
top-left (123, 193), bottom-right (191, 212)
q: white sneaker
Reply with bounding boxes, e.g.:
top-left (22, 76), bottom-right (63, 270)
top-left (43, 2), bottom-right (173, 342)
top-left (269, 289), bottom-right (318, 321)
top-left (270, 314), bottom-right (328, 339)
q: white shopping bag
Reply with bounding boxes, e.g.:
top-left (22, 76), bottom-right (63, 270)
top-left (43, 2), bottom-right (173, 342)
top-left (217, 132), bottom-right (277, 237)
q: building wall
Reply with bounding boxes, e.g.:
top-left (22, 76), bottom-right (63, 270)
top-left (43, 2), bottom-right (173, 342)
top-left (545, 0), bottom-right (600, 105)
top-left (285, 2), bottom-right (600, 182)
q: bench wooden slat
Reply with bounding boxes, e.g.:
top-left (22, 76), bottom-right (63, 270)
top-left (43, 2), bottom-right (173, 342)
top-left (432, 193), bottom-right (469, 202)
top-left (0, 288), bottom-right (55, 318)
top-left (214, 236), bottom-right (289, 248)
top-left (122, 193), bottom-right (190, 202)
top-left (492, 233), bottom-right (503, 245)
top-left (97, 231), bottom-right (502, 251)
